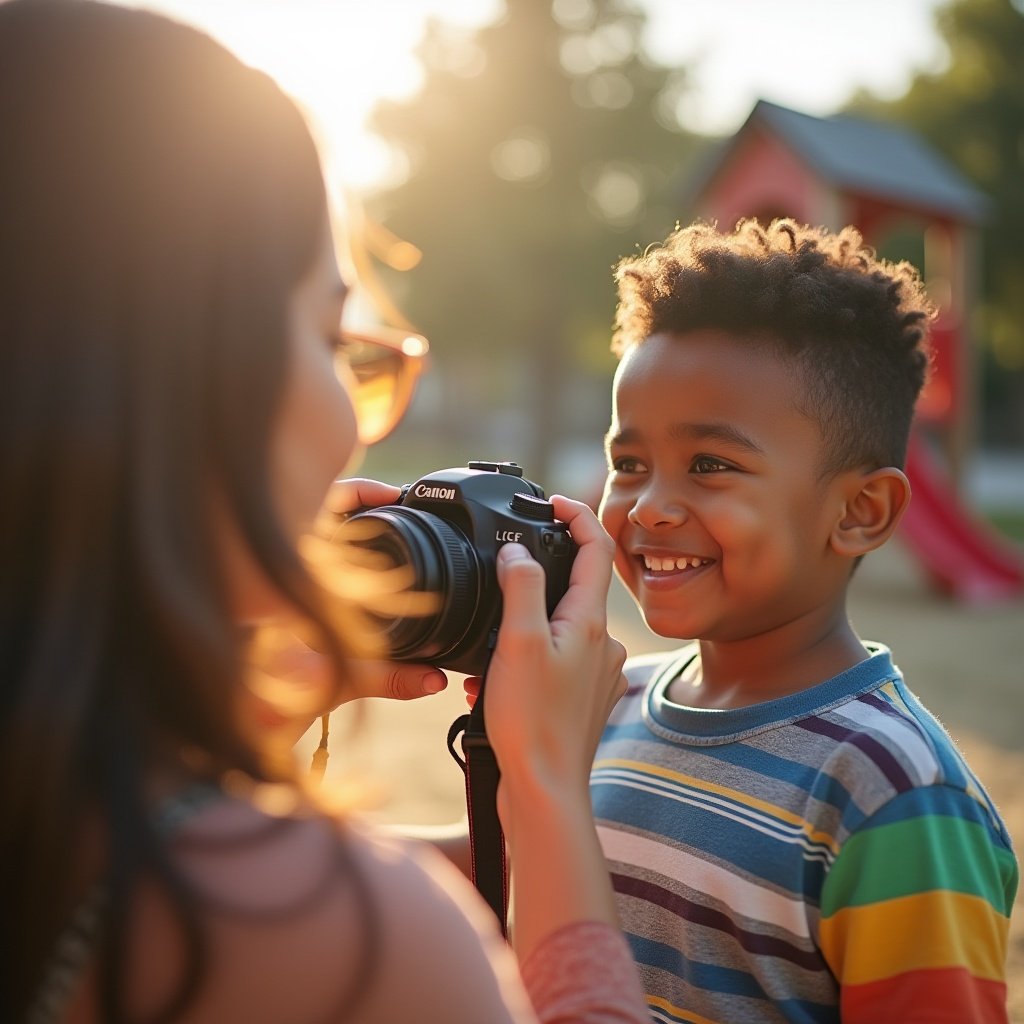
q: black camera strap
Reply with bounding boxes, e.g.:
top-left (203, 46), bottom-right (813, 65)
top-left (446, 652), bottom-right (508, 937)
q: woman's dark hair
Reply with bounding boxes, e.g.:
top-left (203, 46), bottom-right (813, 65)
top-left (613, 219), bottom-right (935, 475)
top-left (0, 1), bottom-right (372, 1019)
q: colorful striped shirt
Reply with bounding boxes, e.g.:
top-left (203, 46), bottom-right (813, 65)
top-left (590, 643), bottom-right (1018, 1023)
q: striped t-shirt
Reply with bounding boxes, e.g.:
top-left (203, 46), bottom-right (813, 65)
top-left (591, 643), bottom-right (1018, 1024)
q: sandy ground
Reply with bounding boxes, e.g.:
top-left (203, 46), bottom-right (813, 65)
top-left (302, 535), bottom-right (1024, 1019)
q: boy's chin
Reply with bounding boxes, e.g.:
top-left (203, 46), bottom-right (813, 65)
top-left (623, 587), bottom-right (699, 641)
top-left (638, 608), bottom-right (696, 642)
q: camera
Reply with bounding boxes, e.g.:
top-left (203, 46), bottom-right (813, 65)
top-left (339, 461), bottom-right (577, 676)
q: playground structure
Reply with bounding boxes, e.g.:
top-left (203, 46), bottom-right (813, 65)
top-left (687, 100), bottom-right (1024, 603)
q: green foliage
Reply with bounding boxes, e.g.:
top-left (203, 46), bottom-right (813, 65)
top-left (987, 510), bottom-right (1024, 544)
top-left (849, 0), bottom-right (1024, 446)
top-left (365, 0), bottom-right (699, 479)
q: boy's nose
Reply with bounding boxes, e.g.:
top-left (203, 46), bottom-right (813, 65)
top-left (626, 488), bottom-right (688, 529)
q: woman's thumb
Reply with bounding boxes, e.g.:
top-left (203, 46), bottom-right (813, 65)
top-left (496, 543), bottom-right (546, 631)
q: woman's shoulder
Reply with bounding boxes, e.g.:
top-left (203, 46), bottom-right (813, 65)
top-left (133, 793), bottom-right (532, 1023)
top-left (166, 791), bottom-right (486, 928)
top-left (334, 818), bottom-right (534, 1023)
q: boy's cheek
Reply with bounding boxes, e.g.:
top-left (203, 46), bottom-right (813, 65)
top-left (597, 486), bottom-right (625, 531)
top-left (598, 499), bottom-right (633, 578)
top-left (611, 546), bottom-right (636, 588)
top-left (596, 484), bottom-right (614, 527)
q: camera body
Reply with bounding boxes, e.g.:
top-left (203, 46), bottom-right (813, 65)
top-left (342, 461), bottom-right (577, 675)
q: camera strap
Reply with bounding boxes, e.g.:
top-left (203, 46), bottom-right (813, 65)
top-left (447, 660), bottom-right (508, 937)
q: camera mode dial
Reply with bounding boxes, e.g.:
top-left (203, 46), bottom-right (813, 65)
top-left (509, 492), bottom-right (555, 522)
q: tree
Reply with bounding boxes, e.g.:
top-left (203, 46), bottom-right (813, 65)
top-left (849, 0), bottom-right (1024, 446)
top-left (364, 0), bottom-right (698, 482)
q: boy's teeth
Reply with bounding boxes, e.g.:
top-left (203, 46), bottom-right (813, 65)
top-left (643, 555), bottom-right (707, 571)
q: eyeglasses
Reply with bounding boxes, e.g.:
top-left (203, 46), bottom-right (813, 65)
top-left (333, 325), bottom-right (429, 445)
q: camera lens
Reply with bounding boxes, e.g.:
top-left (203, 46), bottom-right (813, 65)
top-left (342, 507), bottom-right (480, 662)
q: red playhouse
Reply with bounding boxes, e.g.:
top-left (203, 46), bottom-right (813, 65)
top-left (687, 99), bottom-right (1023, 603)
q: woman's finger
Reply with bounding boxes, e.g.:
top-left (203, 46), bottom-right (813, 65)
top-left (354, 660), bottom-right (448, 701)
top-left (547, 495), bottom-right (615, 626)
top-left (325, 477), bottom-right (403, 516)
top-left (494, 543), bottom-right (550, 644)
top-left (463, 676), bottom-right (481, 709)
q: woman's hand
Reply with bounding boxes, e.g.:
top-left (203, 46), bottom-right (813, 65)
top-left (241, 634), bottom-right (448, 751)
top-left (321, 476), bottom-right (448, 701)
top-left (324, 476), bottom-right (403, 519)
top-left (317, 475), bottom-right (446, 700)
top-left (483, 496), bottom-right (626, 801)
top-left (259, 637), bottom-right (447, 704)
top-left (242, 477), bottom-right (449, 746)
top-left (479, 497), bottom-right (628, 960)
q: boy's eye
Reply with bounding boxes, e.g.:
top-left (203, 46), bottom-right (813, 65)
top-left (691, 455), bottom-right (730, 474)
top-left (610, 455), bottom-right (647, 474)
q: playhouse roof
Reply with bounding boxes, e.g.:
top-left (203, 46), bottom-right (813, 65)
top-left (694, 99), bottom-right (989, 223)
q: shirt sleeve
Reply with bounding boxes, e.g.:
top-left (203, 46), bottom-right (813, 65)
top-left (818, 784), bottom-right (1018, 1022)
top-left (520, 920), bottom-right (650, 1024)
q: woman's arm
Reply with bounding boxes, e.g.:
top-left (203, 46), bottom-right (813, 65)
top-left (482, 499), bottom-right (633, 962)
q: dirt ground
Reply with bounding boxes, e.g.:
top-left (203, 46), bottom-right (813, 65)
top-left (305, 535), bottom-right (1024, 1019)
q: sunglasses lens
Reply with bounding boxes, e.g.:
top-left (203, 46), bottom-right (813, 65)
top-left (334, 330), bottom-right (426, 445)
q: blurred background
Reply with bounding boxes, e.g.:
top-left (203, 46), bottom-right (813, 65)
top-left (127, 0), bottom-right (1024, 493)
top-left (123, 0), bottom-right (1023, 1016)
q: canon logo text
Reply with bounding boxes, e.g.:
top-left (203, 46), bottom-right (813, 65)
top-left (414, 484), bottom-right (457, 500)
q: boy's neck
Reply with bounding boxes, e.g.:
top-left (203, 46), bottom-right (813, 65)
top-left (664, 610), bottom-right (870, 710)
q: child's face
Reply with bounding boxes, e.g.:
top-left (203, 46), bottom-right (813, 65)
top-left (599, 330), bottom-right (851, 643)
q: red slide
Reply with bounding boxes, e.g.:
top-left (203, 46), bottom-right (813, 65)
top-left (898, 432), bottom-right (1024, 604)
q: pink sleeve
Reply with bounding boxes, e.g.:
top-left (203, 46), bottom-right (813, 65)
top-left (520, 921), bottom-right (650, 1024)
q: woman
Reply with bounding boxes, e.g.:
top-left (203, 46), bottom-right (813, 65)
top-left (0, 2), bottom-right (647, 1022)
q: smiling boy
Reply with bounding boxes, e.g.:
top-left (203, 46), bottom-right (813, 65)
top-left (592, 219), bottom-right (1018, 1023)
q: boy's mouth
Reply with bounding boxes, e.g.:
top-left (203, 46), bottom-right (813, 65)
top-left (640, 554), bottom-right (713, 573)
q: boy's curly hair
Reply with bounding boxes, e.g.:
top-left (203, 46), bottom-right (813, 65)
top-left (612, 219), bottom-right (935, 475)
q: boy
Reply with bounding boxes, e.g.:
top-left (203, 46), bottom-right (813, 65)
top-left (592, 219), bottom-right (1018, 1023)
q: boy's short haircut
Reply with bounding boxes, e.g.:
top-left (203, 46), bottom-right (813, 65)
top-left (612, 219), bottom-right (935, 477)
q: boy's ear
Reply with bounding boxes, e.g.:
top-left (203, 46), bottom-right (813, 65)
top-left (830, 467), bottom-right (911, 558)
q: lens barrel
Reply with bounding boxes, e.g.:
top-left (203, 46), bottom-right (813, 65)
top-left (346, 507), bottom-right (480, 662)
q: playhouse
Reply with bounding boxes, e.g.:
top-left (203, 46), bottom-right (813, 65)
top-left (686, 100), bottom-right (1023, 602)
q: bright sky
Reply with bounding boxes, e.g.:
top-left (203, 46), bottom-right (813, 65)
top-left (126, 0), bottom-right (948, 193)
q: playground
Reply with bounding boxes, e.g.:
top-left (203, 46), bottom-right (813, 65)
top-left (307, 99), bottom-right (1024, 1016)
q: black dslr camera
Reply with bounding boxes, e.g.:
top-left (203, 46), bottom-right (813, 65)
top-left (340, 461), bottom-right (577, 675)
